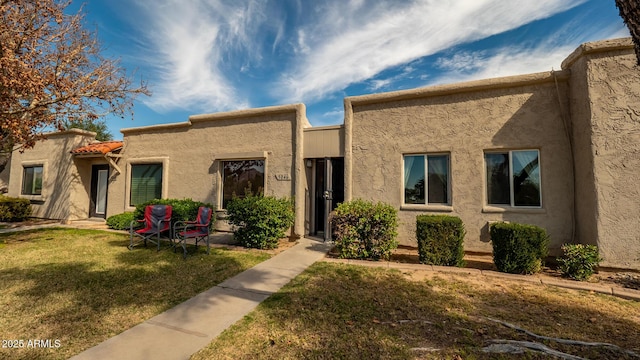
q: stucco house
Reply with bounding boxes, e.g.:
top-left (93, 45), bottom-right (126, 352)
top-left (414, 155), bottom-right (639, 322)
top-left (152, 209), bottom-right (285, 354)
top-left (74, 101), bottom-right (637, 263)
top-left (6, 38), bottom-right (640, 269)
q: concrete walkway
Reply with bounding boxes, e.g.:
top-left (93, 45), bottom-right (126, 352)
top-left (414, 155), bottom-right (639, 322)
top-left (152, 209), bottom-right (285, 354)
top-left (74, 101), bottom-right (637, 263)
top-left (70, 237), bottom-right (333, 360)
top-left (0, 222), bottom-right (61, 233)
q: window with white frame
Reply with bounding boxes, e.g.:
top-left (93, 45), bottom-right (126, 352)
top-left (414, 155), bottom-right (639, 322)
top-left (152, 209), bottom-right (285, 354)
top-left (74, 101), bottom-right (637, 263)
top-left (222, 159), bottom-right (265, 208)
top-left (21, 165), bottom-right (43, 195)
top-left (485, 150), bottom-right (541, 207)
top-left (130, 163), bottom-right (163, 206)
top-left (403, 154), bottom-right (450, 205)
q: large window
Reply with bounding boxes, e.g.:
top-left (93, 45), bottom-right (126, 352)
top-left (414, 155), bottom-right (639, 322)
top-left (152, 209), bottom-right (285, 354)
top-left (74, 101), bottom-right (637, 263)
top-left (130, 163), bottom-right (163, 206)
top-left (222, 159), bottom-right (265, 208)
top-left (485, 150), bottom-right (541, 207)
top-left (21, 165), bottom-right (43, 195)
top-left (403, 154), bottom-right (450, 205)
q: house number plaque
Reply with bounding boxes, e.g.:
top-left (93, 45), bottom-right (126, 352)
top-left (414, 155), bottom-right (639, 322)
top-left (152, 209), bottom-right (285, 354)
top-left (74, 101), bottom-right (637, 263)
top-left (275, 174), bottom-right (291, 181)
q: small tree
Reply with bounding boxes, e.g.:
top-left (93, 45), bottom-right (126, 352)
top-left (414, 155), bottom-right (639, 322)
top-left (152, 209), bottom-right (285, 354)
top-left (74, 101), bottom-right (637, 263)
top-left (0, 0), bottom-right (148, 171)
top-left (64, 118), bottom-right (113, 141)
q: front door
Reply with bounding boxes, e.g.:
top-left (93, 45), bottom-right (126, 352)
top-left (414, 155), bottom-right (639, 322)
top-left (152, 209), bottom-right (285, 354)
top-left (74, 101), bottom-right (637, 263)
top-left (310, 158), bottom-right (344, 239)
top-left (90, 165), bottom-right (109, 218)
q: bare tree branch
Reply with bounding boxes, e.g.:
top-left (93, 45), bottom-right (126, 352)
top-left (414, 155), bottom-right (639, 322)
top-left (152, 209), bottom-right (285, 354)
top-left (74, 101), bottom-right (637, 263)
top-left (0, 0), bottom-right (150, 158)
top-left (487, 317), bottom-right (640, 358)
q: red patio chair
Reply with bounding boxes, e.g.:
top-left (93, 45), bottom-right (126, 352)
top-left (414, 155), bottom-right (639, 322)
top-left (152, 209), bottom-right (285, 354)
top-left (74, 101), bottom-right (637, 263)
top-left (128, 205), bottom-right (173, 251)
top-left (173, 206), bottom-right (212, 259)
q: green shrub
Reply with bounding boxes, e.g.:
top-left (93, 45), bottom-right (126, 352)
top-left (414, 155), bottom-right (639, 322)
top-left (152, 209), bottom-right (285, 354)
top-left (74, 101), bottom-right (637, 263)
top-left (0, 195), bottom-right (32, 222)
top-left (557, 244), bottom-right (602, 281)
top-left (331, 199), bottom-right (398, 260)
top-left (133, 198), bottom-right (215, 229)
top-left (490, 222), bottom-right (548, 274)
top-left (416, 215), bottom-right (465, 266)
top-left (225, 194), bottom-right (294, 249)
top-left (106, 212), bottom-right (135, 230)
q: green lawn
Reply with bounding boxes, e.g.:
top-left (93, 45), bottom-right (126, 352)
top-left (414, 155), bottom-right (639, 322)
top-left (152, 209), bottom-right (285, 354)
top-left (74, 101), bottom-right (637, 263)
top-left (0, 228), bottom-right (270, 360)
top-left (193, 262), bottom-right (640, 360)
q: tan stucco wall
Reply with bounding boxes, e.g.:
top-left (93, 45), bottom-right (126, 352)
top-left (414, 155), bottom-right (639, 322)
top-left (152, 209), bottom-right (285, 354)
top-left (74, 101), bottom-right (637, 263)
top-left (7, 130), bottom-right (97, 220)
top-left (345, 72), bottom-right (574, 254)
top-left (564, 50), bottom-right (598, 251)
top-left (111, 104), bottom-right (308, 236)
top-left (564, 39), bottom-right (640, 269)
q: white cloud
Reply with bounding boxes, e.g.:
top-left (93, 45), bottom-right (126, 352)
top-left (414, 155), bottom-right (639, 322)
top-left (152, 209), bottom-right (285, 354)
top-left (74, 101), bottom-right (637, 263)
top-left (428, 19), bottom-right (628, 85)
top-left (312, 108), bottom-right (345, 126)
top-left (118, 0), bottom-right (624, 116)
top-left (129, 0), bottom-right (273, 113)
top-left (295, 30), bottom-right (311, 55)
top-left (434, 47), bottom-right (573, 84)
top-left (277, 0), bottom-right (588, 103)
top-left (435, 52), bottom-right (487, 72)
top-left (368, 79), bottom-right (392, 91)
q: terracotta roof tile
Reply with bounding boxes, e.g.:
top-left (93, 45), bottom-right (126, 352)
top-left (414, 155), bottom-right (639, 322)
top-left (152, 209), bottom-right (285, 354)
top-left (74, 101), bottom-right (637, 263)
top-left (71, 141), bottom-right (123, 155)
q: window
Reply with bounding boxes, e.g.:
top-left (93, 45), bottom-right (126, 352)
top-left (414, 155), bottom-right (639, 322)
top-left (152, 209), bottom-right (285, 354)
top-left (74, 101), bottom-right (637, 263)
top-left (21, 165), bottom-right (43, 195)
top-left (222, 159), bottom-right (265, 208)
top-left (130, 163), bottom-right (163, 206)
top-left (403, 154), bottom-right (450, 205)
top-left (485, 150), bottom-right (541, 207)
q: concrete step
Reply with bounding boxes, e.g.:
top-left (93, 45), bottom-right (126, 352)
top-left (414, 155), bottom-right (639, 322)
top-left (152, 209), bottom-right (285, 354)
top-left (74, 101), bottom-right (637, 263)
top-left (68, 219), bottom-right (109, 230)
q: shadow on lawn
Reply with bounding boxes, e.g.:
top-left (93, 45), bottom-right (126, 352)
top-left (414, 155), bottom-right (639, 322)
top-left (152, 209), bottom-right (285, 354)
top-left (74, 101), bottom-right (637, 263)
top-left (208, 262), bottom-right (640, 360)
top-left (0, 229), bottom-right (269, 359)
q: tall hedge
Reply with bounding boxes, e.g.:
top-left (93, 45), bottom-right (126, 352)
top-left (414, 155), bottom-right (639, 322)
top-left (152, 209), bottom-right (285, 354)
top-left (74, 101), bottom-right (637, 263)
top-left (490, 222), bottom-right (548, 274)
top-left (225, 194), bottom-right (294, 250)
top-left (416, 215), bottom-right (465, 267)
top-left (0, 195), bottom-right (32, 222)
top-left (330, 199), bottom-right (398, 260)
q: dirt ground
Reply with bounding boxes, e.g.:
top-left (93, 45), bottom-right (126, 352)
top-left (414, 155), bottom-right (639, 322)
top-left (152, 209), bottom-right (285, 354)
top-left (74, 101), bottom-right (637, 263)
top-left (329, 245), bottom-right (640, 293)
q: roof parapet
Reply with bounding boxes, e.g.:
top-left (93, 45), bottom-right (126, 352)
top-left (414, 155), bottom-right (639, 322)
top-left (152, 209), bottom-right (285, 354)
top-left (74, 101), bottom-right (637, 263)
top-left (561, 37), bottom-right (634, 70)
top-left (346, 70), bottom-right (570, 107)
top-left (121, 103), bottom-right (308, 135)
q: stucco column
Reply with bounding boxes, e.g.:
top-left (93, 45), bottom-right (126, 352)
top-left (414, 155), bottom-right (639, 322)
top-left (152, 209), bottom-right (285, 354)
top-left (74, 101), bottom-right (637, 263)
top-left (343, 99), bottom-right (354, 201)
top-left (294, 104), bottom-right (307, 236)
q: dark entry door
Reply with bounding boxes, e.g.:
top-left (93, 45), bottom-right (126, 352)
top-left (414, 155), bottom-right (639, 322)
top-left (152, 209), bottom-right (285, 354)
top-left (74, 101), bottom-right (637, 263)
top-left (312, 158), bottom-right (344, 239)
top-left (90, 164), bottom-right (109, 218)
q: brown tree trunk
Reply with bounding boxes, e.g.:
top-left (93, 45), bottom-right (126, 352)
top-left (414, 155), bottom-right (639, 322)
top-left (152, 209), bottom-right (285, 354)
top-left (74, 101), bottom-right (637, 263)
top-left (615, 0), bottom-right (640, 65)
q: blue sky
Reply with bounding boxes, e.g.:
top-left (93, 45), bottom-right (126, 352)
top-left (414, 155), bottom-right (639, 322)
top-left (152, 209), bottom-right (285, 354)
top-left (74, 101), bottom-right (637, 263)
top-left (72, 0), bottom-right (628, 139)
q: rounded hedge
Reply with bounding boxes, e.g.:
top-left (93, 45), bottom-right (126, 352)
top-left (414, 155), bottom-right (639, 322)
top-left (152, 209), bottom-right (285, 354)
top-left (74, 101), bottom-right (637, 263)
top-left (0, 195), bottom-right (32, 222)
top-left (330, 199), bottom-right (398, 260)
top-left (225, 194), bottom-right (294, 249)
top-left (416, 214), bottom-right (465, 267)
top-left (106, 212), bottom-right (135, 230)
top-left (490, 222), bottom-right (548, 274)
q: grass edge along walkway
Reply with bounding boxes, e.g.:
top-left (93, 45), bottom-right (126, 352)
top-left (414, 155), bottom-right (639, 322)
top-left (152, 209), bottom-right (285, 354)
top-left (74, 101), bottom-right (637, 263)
top-left (70, 237), bottom-right (333, 360)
